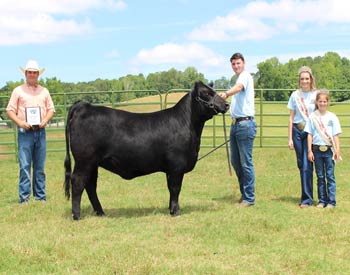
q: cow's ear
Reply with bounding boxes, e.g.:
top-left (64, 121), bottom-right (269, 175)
top-left (194, 81), bottom-right (206, 95)
top-left (194, 81), bottom-right (204, 90)
top-left (208, 81), bottom-right (214, 88)
top-left (193, 81), bottom-right (203, 96)
top-left (193, 81), bottom-right (214, 97)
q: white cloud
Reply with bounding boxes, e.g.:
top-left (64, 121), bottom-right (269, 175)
top-left (0, 0), bottom-right (127, 15)
top-left (0, 14), bottom-right (92, 46)
top-left (133, 42), bottom-right (225, 67)
top-left (188, 14), bottom-right (275, 41)
top-left (0, 0), bottom-right (127, 46)
top-left (188, 0), bottom-right (350, 42)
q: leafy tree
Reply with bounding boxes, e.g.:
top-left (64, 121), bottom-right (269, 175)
top-left (1, 52), bottom-right (349, 110)
top-left (182, 67), bottom-right (206, 89)
top-left (255, 52), bottom-right (350, 102)
top-left (0, 80), bottom-right (24, 120)
top-left (213, 77), bottom-right (230, 90)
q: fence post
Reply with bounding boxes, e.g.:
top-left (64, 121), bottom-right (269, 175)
top-left (259, 89), bottom-right (263, 148)
top-left (12, 124), bottom-right (18, 162)
top-left (63, 91), bottom-right (67, 128)
top-left (213, 116), bottom-right (216, 148)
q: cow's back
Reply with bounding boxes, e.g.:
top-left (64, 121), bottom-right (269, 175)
top-left (68, 101), bottom-right (199, 179)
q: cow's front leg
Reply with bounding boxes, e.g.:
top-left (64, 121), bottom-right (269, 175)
top-left (166, 173), bottom-right (184, 216)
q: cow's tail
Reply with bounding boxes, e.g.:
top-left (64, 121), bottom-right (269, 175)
top-left (64, 102), bottom-right (80, 200)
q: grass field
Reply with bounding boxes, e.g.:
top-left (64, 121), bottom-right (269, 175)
top-left (1, 96), bottom-right (350, 274)
top-left (1, 145), bottom-right (350, 274)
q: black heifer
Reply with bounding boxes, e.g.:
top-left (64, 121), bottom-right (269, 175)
top-left (64, 81), bottom-right (229, 220)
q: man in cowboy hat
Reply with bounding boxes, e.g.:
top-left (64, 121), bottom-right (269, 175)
top-left (6, 60), bottom-right (55, 204)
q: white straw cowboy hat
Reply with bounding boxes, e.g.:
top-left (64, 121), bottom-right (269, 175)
top-left (20, 60), bottom-right (45, 75)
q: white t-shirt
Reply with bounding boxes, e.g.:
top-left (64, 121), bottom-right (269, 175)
top-left (304, 111), bottom-right (342, 145)
top-left (287, 89), bottom-right (317, 123)
top-left (229, 70), bottom-right (255, 118)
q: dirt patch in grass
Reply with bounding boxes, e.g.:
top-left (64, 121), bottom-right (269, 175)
top-left (0, 145), bottom-right (12, 160)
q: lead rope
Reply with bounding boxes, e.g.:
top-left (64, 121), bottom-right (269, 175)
top-left (197, 114), bottom-right (233, 177)
top-left (197, 139), bottom-right (230, 161)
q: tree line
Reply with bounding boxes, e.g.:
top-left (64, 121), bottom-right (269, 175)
top-left (254, 51), bottom-right (350, 102)
top-left (1, 51), bottom-right (350, 120)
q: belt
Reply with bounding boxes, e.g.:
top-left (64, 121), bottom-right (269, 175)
top-left (293, 122), bottom-right (305, 131)
top-left (29, 125), bottom-right (41, 131)
top-left (235, 116), bottom-right (254, 123)
top-left (312, 144), bottom-right (332, 152)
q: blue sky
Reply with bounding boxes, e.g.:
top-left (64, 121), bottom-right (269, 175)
top-left (1, 0), bottom-right (350, 88)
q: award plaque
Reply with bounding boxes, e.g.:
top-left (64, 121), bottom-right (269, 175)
top-left (25, 107), bottom-right (41, 126)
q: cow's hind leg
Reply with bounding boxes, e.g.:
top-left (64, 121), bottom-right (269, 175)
top-left (71, 166), bottom-right (86, 220)
top-left (166, 173), bottom-right (184, 216)
top-left (85, 166), bottom-right (105, 217)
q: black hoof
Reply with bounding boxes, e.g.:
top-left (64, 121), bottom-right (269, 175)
top-left (170, 210), bottom-right (181, 217)
top-left (72, 215), bottom-right (80, 221)
top-left (95, 210), bottom-right (105, 217)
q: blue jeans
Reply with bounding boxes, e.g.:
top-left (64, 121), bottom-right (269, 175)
top-left (230, 119), bottom-right (256, 204)
top-left (313, 148), bottom-right (336, 206)
top-left (17, 128), bottom-right (47, 203)
top-left (292, 125), bottom-right (313, 205)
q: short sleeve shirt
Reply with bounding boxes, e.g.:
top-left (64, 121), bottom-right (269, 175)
top-left (287, 89), bottom-right (317, 123)
top-left (229, 70), bottom-right (255, 118)
top-left (304, 111), bottom-right (342, 145)
top-left (6, 84), bottom-right (55, 122)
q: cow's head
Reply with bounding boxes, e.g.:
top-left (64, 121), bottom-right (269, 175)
top-left (193, 81), bottom-right (229, 117)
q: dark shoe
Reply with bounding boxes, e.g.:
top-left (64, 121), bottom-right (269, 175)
top-left (299, 204), bottom-right (310, 208)
top-left (238, 202), bottom-right (253, 208)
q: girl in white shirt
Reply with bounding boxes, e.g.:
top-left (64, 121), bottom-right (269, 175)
top-left (304, 89), bottom-right (342, 208)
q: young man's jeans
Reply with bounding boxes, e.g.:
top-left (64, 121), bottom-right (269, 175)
top-left (230, 119), bottom-right (257, 204)
top-left (292, 125), bottom-right (313, 205)
top-left (17, 127), bottom-right (46, 203)
top-left (313, 148), bottom-right (336, 206)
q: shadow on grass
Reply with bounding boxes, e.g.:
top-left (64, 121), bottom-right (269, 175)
top-left (65, 202), bottom-right (214, 219)
top-left (212, 194), bottom-right (301, 206)
top-left (106, 203), bottom-right (215, 218)
top-left (211, 194), bottom-right (240, 204)
top-left (104, 206), bottom-right (169, 218)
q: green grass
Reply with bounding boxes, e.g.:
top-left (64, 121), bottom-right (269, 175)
top-left (1, 147), bottom-right (350, 274)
